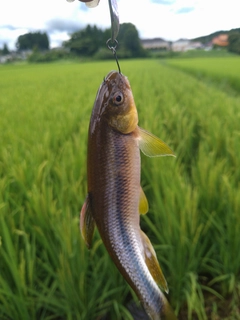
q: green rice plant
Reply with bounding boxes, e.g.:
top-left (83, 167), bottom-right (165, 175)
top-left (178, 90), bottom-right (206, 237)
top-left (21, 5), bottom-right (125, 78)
top-left (166, 56), bottom-right (240, 94)
top-left (0, 61), bottom-right (136, 319)
top-left (132, 59), bottom-right (240, 318)
top-left (0, 59), bottom-right (240, 319)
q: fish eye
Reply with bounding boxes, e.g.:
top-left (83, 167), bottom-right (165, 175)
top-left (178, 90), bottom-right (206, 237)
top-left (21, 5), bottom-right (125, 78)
top-left (112, 92), bottom-right (124, 106)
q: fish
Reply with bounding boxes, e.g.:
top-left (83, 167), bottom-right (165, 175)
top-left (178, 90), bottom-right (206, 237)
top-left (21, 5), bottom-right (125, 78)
top-left (80, 70), bottom-right (177, 320)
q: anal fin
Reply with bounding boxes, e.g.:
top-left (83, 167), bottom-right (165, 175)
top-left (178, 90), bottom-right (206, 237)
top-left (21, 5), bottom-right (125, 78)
top-left (141, 230), bottom-right (168, 293)
top-left (80, 194), bottom-right (95, 249)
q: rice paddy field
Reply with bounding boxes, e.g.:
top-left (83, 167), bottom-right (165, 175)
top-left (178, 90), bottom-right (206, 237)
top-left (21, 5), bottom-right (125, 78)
top-left (0, 57), bottom-right (240, 320)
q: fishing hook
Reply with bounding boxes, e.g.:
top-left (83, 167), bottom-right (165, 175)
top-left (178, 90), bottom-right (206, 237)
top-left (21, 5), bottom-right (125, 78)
top-left (106, 38), bottom-right (121, 74)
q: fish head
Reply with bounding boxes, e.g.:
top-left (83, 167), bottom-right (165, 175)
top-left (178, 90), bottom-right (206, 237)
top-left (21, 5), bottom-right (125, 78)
top-left (94, 71), bottom-right (138, 134)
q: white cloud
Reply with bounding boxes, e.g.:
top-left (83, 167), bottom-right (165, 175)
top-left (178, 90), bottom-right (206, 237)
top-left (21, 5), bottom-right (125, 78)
top-left (0, 0), bottom-right (239, 50)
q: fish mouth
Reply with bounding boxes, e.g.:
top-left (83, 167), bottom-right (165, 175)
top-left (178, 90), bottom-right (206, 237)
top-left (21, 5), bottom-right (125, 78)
top-left (103, 70), bottom-right (129, 92)
top-left (104, 70), bottom-right (122, 82)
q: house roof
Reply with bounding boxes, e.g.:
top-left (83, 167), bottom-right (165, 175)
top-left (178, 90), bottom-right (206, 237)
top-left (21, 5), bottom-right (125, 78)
top-left (212, 34), bottom-right (229, 46)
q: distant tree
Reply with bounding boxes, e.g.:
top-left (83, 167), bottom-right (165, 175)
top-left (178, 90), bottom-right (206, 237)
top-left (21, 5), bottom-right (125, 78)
top-left (64, 25), bottom-right (105, 56)
top-left (16, 32), bottom-right (49, 51)
top-left (28, 48), bottom-right (69, 63)
top-left (64, 23), bottom-right (146, 58)
top-left (2, 43), bottom-right (10, 55)
top-left (192, 28), bottom-right (240, 45)
top-left (118, 23), bottom-right (146, 57)
top-left (228, 32), bottom-right (240, 55)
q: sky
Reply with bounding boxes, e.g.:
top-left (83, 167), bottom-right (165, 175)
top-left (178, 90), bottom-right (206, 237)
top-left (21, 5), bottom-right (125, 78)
top-left (0, 0), bottom-right (239, 50)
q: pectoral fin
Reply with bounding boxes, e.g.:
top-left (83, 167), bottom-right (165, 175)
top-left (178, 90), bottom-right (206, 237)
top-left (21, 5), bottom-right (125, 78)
top-left (139, 186), bottom-right (149, 215)
top-left (141, 230), bottom-right (168, 293)
top-left (138, 127), bottom-right (175, 157)
top-left (80, 194), bottom-right (95, 249)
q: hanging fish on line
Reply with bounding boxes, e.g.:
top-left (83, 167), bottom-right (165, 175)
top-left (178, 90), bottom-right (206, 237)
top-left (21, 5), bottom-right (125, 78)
top-left (80, 70), bottom-right (177, 320)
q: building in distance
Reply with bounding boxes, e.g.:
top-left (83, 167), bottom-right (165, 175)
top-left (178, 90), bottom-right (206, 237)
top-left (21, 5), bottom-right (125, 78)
top-left (141, 38), bottom-right (171, 50)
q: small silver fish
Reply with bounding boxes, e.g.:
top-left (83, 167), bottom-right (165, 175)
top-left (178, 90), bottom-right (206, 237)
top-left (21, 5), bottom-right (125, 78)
top-left (80, 71), bottom-right (177, 320)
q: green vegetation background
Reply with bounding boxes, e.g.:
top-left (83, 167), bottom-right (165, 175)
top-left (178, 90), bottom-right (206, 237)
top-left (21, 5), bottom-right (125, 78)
top-left (0, 57), bottom-right (240, 319)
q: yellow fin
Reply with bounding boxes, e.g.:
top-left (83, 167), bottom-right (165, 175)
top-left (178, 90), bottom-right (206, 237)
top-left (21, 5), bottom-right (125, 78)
top-left (139, 186), bottom-right (149, 215)
top-left (138, 127), bottom-right (175, 157)
top-left (141, 230), bottom-right (168, 293)
top-left (80, 194), bottom-right (95, 249)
